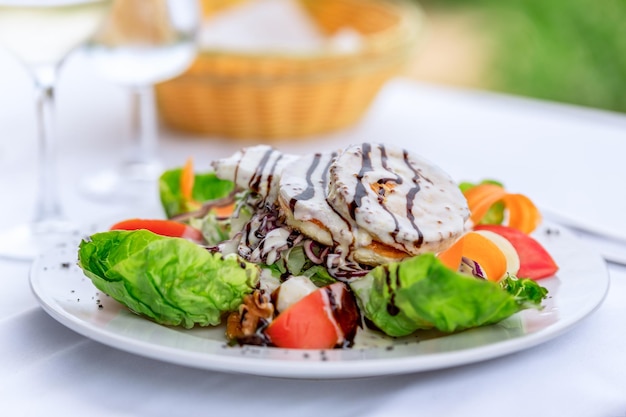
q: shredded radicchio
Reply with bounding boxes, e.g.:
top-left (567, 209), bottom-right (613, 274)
top-left (237, 205), bottom-right (299, 265)
top-left (231, 198), bottom-right (370, 281)
top-left (461, 257), bottom-right (487, 280)
top-left (326, 254), bottom-right (371, 280)
top-left (303, 239), bottom-right (327, 264)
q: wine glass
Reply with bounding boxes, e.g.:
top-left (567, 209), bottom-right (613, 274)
top-left (79, 0), bottom-right (200, 203)
top-left (0, 0), bottom-right (112, 261)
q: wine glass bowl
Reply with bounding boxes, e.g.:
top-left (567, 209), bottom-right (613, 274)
top-left (0, 0), bottom-right (111, 66)
top-left (86, 0), bottom-right (197, 85)
top-left (79, 0), bottom-right (200, 203)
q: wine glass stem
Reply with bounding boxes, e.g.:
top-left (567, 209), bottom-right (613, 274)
top-left (129, 85), bottom-right (157, 166)
top-left (32, 65), bottom-right (64, 226)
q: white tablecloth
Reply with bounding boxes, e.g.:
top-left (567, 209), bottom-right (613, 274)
top-left (1, 51), bottom-right (625, 416)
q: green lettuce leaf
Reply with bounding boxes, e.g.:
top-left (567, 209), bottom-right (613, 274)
top-left (350, 253), bottom-right (547, 337)
top-left (78, 230), bottom-right (259, 329)
top-left (500, 274), bottom-right (549, 308)
top-left (159, 168), bottom-right (234, 218)
top-left (189, 213), bottom-right (230, 246)
top-left (263, 245), bottom-right (337, 287)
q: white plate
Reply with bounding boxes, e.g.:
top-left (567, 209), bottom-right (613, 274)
top-left (29, 224), bottom-right (609, 379)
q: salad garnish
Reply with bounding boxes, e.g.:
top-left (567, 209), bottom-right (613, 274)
top-left (78, 143), bottom-right (555, 349)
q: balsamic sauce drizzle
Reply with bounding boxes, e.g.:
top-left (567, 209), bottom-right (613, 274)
top-left (402, 149), bottom-right (426, 248)
top-left (384, 264), bottom-right (400, 316)
top-left (249, 147), bottom-right (274, 194)
top-left (377, 144), bottom-right (407, 252)
top-left (322, 152), bottom-right (354, 235)
top-left (233, 143), bottom-right (456, 282)
top-left (262, 152), bottom-right (284, 208)
top-left (289, 153), bottom-right (322, 212)
top-left (348, 143), bottom-right (373, 220)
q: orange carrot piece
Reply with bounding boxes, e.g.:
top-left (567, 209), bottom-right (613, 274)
top-left (502, 193), bottom-right (542, 234)
top-left (438, 231), bottom-right (508, 281)
top-left (437, 236), bottom-right (465, 271)
top-left (463, 184), bottom-right (508, 227)
top-left (460, 232), bottom-right (508, 281)
top-left (181, 157), bottom-right (195, 201)
top-left (463, 183), bottom-right (541, 234)
top-left (211, 201), bottom-right (236, 218)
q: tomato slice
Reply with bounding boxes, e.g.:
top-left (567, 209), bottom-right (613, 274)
top-left (265, 282), bottom-right (358, 349)
top-left (110, 218), bottom-right (204, 243)
top-left (474, 225), bottom-right (558, 280)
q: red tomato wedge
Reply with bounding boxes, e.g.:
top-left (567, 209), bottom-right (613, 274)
top-left (474, 225), bottom-right (558, 280)
top-left (110, 218), bottom-right (204, 243)
top-left (265, 282), bottom-right (358, 349)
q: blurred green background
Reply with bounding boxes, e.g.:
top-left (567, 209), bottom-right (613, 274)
top-left (410, 0), bottom-right (626, 113)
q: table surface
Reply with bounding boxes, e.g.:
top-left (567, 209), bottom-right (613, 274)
top-left (1, 50), bottom-right (626, 416)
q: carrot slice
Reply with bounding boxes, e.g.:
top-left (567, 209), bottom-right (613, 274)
top-left (463, 184), bottom-right (508, 227)
top-left (438, 231), bottom-right (508, 281)
top-left (437, 237), bottom-right (465, 271)
top-left (463, 183), bottom-right (541, 234)
top-left (211, 201), bottom-right (236, 219)
top-left (180, 157), bottom-right (203, 212)
top-left (180, 157), bottom-right (235, 218)
top-left (502, 193), bottom-right (542, 234)
top-left (460, 232), bottom-right (508, 281)
top-left (181, 157), bottom-right (195, 202)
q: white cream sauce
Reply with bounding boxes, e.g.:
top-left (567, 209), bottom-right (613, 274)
top-left (212, 143), bottom-right (469, 280)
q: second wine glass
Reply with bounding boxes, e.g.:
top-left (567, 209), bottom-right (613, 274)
top-left (80, 0), bottom-right (199, 203)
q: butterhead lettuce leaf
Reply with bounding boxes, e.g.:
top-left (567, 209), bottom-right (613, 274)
top-left (350, 253), bottom-right (547, 337)
top-left (78, 230), bottom-right (259, 329)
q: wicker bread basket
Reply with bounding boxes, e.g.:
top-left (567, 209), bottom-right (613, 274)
top-left (155, 0), bottom-right (422, 139)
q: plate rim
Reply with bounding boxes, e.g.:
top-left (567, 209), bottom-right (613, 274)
top-left (29, 225), bottom-right (610, 379)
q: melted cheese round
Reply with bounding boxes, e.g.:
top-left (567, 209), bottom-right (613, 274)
top-left (278, 151), bottom-right (359, 248)
top-left (278, 145), bottom-right (469, 267)
top-left (212, 144), bottom-right (298, 204)
top-left (326, 143), bottom-right (469, 255)
top-left (216, 143), bottom-right (469, 273)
